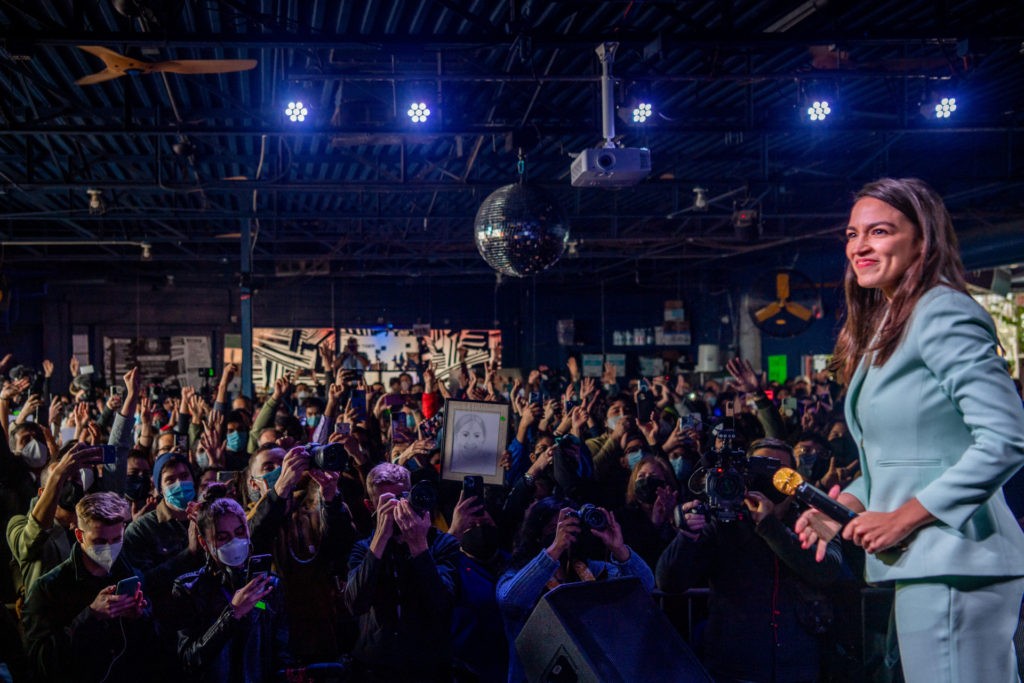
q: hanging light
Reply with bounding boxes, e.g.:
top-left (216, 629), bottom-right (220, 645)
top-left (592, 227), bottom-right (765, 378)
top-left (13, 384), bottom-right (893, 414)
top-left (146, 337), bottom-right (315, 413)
top-left (407, 102), bottom-right (431, 123)
top-left (285, 101), bottom-right (309, 122)
top-left (806, 99), bottom-right (832, 122)
top-left (632, 102), bottom-right (653, 123)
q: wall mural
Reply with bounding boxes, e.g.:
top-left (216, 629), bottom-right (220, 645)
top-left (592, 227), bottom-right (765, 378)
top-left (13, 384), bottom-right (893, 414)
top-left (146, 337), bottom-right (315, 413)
top-left (252, 327), bottom-right (501, 390)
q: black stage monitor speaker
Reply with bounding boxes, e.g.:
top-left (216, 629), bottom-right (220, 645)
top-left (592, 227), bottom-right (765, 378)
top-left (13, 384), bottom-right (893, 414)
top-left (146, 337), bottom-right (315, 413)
top-left (515, 577), bottom-right (712, 683)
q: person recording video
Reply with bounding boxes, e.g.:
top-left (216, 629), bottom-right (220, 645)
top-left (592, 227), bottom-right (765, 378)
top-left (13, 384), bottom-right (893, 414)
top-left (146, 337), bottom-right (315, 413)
top-left (657, 438), bottom-right (841, 683)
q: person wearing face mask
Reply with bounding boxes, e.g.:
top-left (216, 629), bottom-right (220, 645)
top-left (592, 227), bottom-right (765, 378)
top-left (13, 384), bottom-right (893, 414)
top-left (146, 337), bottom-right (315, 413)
top-left (585, 396), bottom-right (640, 510)
top-left (244, 443), bottom-right (357, 663)
top-left (7, 442), bottom-right (102, 610)
top-left (615, 455), bottom-right (680, 570)
top-left (21, 492), bottom-right (158, 683)
top-left (172, 490), bottom-right (291, 681)
top-left (122, 451), bottom-right (204, 623)
top-left (658, 438), bottom-right (842, 683)
top-left (447, 488), bottom-right (510, 683)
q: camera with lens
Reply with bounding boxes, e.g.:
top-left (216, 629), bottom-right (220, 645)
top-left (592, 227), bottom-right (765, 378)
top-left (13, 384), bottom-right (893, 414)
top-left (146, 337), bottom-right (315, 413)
top-left (402, 480), bottom-right (437, 516)
top-left (567, 503), bottom-right (608, 532)
top-left (685, 429), bottom-right (781, 523)
top-left (306, 443), bottom-right (349, 472)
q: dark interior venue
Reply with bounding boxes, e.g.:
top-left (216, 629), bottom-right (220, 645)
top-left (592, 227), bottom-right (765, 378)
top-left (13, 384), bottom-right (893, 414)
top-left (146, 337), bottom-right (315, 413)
top-left (1, 1), bottom-right (1023, 682)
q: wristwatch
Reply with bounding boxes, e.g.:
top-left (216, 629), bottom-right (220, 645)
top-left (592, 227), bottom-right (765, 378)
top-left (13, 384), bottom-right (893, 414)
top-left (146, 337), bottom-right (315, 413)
top-left (522, 473), bottom-right (536, 487)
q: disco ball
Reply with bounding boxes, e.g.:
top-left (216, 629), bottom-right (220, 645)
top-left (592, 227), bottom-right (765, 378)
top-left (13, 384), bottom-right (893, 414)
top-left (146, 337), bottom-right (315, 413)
top-left (474, 183), bottom-right (570, 277)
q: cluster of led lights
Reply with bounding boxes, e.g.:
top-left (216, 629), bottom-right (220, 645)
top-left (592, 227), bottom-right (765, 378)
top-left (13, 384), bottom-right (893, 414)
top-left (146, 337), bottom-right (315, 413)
top-left (934, 97), bottom-right (957, 119)
top-left (285, 101), bottom-right (308, 122)
top-left (407, 102), bottom-right (431, 123)
top-left (807, 100), bottom-right (832, 122)
top-left (632, 102), bottom-right (653, 123)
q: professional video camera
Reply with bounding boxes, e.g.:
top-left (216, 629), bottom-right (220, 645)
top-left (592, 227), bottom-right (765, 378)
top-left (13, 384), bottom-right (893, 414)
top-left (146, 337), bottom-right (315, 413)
top-left (683, 428), bottom-right (781, 523)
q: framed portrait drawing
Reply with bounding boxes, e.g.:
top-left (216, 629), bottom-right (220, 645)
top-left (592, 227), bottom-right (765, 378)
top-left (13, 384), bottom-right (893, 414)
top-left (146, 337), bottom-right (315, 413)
top-left (441, 399), bottom-right (510, 485)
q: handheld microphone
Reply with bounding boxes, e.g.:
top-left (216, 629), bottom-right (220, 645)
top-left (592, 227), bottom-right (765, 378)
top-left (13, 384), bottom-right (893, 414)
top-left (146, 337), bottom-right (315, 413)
top-left (772, 467), bottom-right (858, 526)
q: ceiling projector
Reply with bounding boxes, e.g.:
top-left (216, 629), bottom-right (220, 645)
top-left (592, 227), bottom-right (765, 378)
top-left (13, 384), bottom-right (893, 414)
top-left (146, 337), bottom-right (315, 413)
top-left (570, 147), bottom-right (652, 188)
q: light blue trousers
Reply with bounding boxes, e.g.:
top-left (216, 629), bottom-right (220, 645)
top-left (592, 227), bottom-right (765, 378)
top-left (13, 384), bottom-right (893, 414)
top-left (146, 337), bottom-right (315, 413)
top-left (894, 576), bottom-right (1024, 683)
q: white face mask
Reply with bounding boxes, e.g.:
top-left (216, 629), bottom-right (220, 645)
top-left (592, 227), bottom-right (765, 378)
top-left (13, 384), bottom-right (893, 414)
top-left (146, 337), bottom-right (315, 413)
top-left (82, 541), bottom-right (122, 573)
top-left (20, 439), bottom-right (49, 468)
top-left (80, 467), bottom-right (96, 491)
top-left (215, 537), bottom-right (250, 568)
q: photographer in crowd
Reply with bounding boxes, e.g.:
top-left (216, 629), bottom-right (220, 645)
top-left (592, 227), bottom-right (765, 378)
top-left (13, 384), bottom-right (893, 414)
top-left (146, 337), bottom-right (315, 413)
top-left (344, 462), bottom-right (460, 682)
top-left (657, 437), bottom-right (842, 683)
top-left (497, 496), bottom-right (654, 683)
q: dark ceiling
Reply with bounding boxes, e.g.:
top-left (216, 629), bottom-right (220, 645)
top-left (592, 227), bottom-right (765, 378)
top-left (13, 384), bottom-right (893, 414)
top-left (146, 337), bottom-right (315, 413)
top-left (2, 0), bottom-right (1023, 289)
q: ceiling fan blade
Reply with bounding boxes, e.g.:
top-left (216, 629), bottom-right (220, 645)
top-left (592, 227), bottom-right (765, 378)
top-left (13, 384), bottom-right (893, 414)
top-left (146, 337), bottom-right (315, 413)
top-left (755, 301), bottom-right (782, 323)
top-left (776, 272), bottom-right (790, 301)
top-left (785, 302), bottom-right (814, 321)
top-left (152, 59), bottom-right (258, 75)
top-left (75, 69), bottom-right (124, 86)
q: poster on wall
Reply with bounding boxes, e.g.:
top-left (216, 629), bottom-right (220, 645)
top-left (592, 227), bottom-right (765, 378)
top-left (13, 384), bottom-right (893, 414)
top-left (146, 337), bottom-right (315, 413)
top-left (252, 327), bottom-right (502, 392)
top-left (103, 336), bottom-right (212, 390)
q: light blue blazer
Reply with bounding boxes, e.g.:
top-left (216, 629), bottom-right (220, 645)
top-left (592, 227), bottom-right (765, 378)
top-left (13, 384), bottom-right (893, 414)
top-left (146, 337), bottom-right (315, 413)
top-left (844, 285), bottom-right (1024, 582)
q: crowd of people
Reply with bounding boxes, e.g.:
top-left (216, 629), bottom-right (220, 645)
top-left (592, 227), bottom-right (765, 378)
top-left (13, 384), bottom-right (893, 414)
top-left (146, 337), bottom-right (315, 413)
top-left (0, 344), bottom-right (889, 683)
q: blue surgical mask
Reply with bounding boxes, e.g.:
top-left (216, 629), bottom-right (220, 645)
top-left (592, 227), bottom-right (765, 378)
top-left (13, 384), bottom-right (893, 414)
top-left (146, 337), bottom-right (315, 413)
top-left (626, 450), bottom-right (644, 470)
top-left (164, 480), bottom-right (195, 510)
top-left (226, 430), bottom-right (246, 452)
top-left (607, 415), bottom-right (622, 431)
top-left (306, 415), bottom-right (320, 428)
top-left (260, 466), bottom-right (282, 491)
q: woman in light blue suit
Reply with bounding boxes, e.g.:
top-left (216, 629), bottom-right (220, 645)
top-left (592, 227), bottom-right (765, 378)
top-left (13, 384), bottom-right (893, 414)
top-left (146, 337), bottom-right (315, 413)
top-left (797, 177), bottom-right (1024, 683)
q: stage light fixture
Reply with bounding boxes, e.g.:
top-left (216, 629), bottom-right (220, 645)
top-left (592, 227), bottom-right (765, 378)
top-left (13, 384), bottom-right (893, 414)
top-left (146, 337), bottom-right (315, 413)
top-left (285, 101), bottom-right (309, 122)
top-left (933, 96), bottom-right (957, 119)
top-left (632, 102), bottom-right (653, 123)
top-left (407, 102), bottom-right (431, 123)
top-left (806, 99), bottom-right (832, 122)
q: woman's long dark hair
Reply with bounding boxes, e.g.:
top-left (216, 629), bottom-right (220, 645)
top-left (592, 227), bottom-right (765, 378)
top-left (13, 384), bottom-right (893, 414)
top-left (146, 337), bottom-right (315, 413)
top-left (508, 496), bottom-right (567, 570)
top-left (831, 178), bottom-right (967, 385)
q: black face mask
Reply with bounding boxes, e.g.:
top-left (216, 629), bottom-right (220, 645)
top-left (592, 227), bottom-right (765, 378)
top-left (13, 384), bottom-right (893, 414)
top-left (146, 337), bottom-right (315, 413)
top-left (461, 524), bottom-right (500, 561)
top-left (124, 473), bottom-right (151, 502)
top-left (634, 476), bottom-right (666, 505)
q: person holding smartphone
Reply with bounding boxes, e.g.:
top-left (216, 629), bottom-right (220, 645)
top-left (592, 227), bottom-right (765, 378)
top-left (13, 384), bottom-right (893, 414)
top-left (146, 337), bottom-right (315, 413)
top-left (172, 488), bottom-right (290, 681)
top-left (21, 492), bottom-right (157, 683)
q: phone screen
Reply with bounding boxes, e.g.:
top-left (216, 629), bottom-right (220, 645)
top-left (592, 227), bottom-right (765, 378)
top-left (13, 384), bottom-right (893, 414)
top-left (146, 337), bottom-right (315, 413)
top-left (115, 576), bottom-right (140, 596)
top-left (246, 554), bottom-right (272, 582)
top-left (349, 390), bottom-right (367, 421)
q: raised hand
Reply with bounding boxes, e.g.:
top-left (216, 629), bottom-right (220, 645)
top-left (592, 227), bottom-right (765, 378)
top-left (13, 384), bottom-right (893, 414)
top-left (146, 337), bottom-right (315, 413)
top-left (42, 359), bottom-right (54, 378)
top-left (590, 508), bottom-right (629, 562)
top-left (725, 357), bottom-right (764, 395)
top-left (545, 507), bottom-right (580, 561)
top-left (230, 574), bottom-right (275, 620)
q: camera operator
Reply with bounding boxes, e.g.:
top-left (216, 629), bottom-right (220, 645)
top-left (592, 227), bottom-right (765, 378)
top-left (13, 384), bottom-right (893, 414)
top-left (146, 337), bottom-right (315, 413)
top-left (344, 462), bottom-right (460, 682)
top-left (656, 438), bottom-right (842, 683)
top-left (497, 496), bottom-right (654, 683)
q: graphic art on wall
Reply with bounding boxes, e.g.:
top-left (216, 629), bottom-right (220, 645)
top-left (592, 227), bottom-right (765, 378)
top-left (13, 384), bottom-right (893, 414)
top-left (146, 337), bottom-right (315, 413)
top-left (252, 327), bottom-right (501, 390)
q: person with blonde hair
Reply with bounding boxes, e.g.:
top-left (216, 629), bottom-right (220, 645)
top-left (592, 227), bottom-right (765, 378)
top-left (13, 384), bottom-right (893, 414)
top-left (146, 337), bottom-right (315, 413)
top-left (22, 491), bottom-right (155, 682)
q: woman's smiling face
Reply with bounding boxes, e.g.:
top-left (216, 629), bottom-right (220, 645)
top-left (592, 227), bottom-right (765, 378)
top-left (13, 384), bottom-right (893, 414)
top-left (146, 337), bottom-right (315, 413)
top-left (845, 196), bottom-right (922, 299)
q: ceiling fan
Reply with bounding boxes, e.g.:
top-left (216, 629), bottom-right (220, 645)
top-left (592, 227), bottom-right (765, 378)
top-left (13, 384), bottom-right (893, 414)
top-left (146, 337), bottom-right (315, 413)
top-left (75, 46), bottom-right (256, 86)
top-left (747, 269), bottom-right (820, 337)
